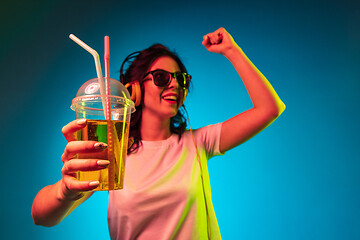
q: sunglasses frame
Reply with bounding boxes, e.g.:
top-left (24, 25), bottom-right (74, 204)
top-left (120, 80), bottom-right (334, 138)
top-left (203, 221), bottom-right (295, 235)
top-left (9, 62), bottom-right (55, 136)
top-left (143, 69), bottom-right (191, 89)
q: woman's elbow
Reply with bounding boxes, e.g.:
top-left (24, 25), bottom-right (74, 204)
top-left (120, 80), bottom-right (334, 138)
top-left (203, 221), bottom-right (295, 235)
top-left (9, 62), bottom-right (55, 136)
top-left (32, 215), bottom-right (58, 227)
top-left (32, 208), bottom-right (45, 226)
top-left (277, 101), bottom-right (286, 116)
top-left (268, 101), bottom-right (286, 120)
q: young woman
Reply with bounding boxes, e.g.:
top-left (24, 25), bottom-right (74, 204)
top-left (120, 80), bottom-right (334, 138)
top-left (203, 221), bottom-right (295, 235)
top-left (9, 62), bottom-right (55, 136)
top-left (32, 27), bottom-right (285, 239)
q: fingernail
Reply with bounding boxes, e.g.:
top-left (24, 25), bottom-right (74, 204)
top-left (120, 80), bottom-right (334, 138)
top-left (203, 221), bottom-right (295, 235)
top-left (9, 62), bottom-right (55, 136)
top-left (89, 181), bottom-right (99, 187)
top-left (77, 119), bottom-right (87, 125)
top-left (97, 160), bottom-right (110, 166)
top-left (94, 142), bottom-right (107, 150)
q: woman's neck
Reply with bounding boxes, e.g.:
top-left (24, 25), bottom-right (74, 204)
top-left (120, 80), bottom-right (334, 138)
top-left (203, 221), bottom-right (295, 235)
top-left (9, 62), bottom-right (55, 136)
top-left (140, 113), bottom-right (171, 141)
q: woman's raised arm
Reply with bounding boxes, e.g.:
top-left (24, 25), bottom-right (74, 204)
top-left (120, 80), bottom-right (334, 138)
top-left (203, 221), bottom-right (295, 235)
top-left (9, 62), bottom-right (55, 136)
top-left (202, 27), bottom-right (286, 153)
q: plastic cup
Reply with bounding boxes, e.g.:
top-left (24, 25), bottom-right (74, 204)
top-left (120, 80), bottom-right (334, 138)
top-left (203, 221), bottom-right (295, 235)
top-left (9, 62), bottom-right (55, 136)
top-left (71, 78), bottom-right (135, 191)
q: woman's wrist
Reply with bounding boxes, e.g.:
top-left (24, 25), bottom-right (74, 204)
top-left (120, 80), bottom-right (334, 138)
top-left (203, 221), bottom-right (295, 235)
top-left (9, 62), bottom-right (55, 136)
top-left (223, 45), bottom-right (244, 63)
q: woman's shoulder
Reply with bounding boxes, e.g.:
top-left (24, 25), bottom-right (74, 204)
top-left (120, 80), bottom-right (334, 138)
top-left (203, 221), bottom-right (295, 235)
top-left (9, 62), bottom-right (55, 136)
top-left (183, 122), bottom-right (224, 156)
top-left (182, 122), bottom-right (223, 142)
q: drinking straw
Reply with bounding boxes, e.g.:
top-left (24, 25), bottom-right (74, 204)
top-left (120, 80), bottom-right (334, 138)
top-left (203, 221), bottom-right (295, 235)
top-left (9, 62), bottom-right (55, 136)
top-left (104, 36), bottom-right (110, 81)
top-left (69, 34), bottom-right (107, 117)
top-left (119, 91), bottom-right (128, 180)
top-left (104, 36), bottom-right (111, 119)
top-left (104, 36), bottom-right (115, 190)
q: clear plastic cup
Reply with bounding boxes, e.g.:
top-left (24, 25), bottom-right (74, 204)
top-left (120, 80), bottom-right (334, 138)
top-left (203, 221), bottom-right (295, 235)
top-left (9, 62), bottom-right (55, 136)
top-left (71, 78), bottom-right (135, 191)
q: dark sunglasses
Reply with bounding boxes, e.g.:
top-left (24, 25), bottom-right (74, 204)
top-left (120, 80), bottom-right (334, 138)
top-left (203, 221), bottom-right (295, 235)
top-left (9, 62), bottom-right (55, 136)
top-left (143, 70), bottom-right (191, 89)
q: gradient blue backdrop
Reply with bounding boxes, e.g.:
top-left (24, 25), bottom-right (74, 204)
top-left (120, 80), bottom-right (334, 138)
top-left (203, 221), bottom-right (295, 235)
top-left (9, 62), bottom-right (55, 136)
top-left (1, 0), bottom-right (359, 239)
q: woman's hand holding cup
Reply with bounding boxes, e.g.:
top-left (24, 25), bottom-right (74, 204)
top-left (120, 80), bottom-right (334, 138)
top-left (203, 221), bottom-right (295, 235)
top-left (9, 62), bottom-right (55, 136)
top-left (59, 119), bottom-right (109, 201)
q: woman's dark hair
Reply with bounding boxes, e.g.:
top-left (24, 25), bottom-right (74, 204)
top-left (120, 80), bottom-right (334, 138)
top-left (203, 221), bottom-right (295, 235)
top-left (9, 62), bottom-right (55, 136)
top-left (120, 44), bottom-right (190, 154)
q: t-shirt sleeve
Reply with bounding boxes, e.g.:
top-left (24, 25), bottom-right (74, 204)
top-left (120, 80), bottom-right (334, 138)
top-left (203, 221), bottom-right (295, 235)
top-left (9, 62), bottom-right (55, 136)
top-left (193, 122), bottom-right (224, 159)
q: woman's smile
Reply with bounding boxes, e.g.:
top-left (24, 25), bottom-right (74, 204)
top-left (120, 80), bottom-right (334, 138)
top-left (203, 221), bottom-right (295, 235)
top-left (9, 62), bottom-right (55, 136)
top-left (161, 92), bottom-right (179, 105)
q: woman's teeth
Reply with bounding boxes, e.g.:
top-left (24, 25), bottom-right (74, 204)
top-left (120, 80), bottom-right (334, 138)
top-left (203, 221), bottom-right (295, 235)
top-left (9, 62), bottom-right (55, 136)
top-left (163, 96), bottom-right (177, 101)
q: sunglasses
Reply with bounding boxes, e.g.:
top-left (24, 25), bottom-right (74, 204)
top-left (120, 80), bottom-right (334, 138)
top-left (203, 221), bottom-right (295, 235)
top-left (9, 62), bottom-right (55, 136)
top-left (143, 69), bottom-right (191, 89)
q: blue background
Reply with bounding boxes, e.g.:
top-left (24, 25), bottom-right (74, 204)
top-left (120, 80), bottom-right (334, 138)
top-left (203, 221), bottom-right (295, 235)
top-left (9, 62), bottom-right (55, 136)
top-left (1, 0), bottom-right (359, 239)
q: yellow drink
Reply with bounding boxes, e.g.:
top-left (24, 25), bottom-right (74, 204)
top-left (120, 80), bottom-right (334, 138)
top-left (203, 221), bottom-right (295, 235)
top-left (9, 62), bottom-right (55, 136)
top-left (76, 120), bottom-right (129, 191)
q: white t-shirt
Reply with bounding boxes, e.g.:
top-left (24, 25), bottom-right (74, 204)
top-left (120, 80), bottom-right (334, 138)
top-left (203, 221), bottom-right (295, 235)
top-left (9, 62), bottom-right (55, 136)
top-left (108, 123), bottom-right (223, 240)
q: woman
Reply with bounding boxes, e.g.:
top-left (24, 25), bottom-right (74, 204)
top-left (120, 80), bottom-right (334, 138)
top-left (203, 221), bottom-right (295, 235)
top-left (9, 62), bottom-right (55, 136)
top-left (32, 27), bottom-right (285, 239)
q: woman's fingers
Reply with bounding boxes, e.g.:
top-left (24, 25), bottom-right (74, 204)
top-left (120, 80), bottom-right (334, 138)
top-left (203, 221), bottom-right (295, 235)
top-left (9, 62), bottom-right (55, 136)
top-left (202, 27), bottom-right (236, 55)
top-left (202, 35), bottom-right (211, 48)
top-left (59, 119), bottom-right (109, 199)
top-left (61, 175), bottom-right (99, 198)
top-left (62, 159), bottom-right (110, 174)
top-left (62, 141), bottom-right (108, 162)
top-left (62, 119), bottom-right (87, 142)
top-left (60, 159), bottom-right (110, 199)
top-left (209, 32), bottom-right (224, 44)
top-left (203, 28), bottom-right (225, 45)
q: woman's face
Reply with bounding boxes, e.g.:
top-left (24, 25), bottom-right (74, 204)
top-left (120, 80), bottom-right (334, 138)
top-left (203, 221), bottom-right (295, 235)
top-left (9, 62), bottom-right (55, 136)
top-left (142, 56), bottom-right (185, 120)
